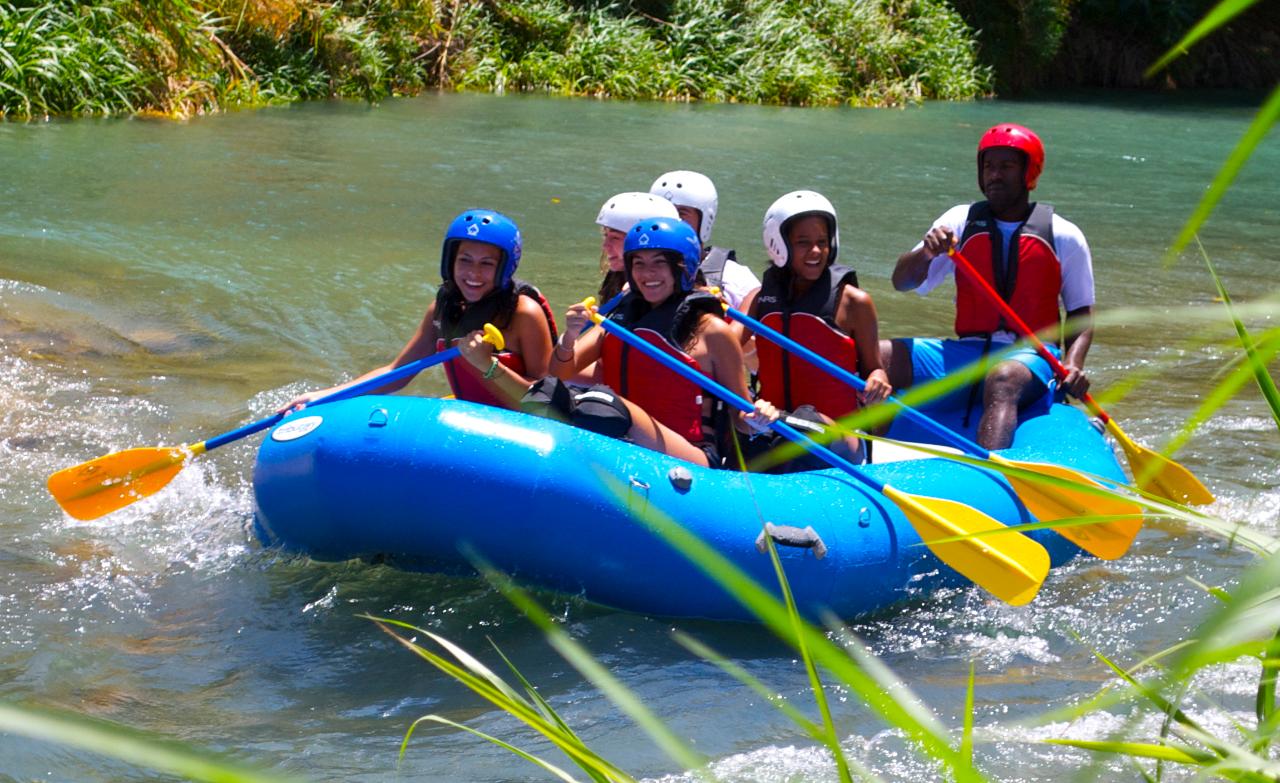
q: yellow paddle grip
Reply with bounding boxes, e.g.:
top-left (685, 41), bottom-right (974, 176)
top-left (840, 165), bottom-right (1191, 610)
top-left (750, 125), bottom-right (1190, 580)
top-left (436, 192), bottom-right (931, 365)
top-left (482, 323), bottom-right (505, 352)
top-left (580, 297), bottom-right (602, 325)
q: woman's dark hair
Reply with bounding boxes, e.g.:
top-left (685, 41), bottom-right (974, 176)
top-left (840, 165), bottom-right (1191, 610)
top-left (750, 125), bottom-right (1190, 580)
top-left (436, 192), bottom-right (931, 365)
top-left (598, 270), bottom-right (626, 302)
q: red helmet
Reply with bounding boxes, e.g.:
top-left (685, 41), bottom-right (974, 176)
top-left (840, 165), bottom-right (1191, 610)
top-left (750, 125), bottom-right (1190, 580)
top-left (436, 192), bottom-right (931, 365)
top-left (977, 123), bottom-right (1044, 191)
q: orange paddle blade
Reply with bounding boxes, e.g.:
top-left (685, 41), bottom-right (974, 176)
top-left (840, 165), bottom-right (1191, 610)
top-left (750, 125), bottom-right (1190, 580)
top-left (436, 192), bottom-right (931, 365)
top-left (989, 455), bottom-right (1144, 560)
top-left (47, 447), bottom-right (190, 521)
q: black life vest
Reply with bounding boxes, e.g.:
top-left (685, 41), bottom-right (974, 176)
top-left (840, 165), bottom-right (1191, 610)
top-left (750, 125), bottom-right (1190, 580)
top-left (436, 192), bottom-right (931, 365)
top-left (433, 280), bottom-right (558, 408)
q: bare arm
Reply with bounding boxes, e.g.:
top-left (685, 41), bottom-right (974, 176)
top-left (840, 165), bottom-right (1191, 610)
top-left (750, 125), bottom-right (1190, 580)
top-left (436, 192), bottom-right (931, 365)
top-left (1060, 304), bottom-right (1094, 398)
top-left (278, 304), bottom-right (439, 413)
top-left (549, 301), bottom-right (605, 381)
top-left (457, 296), bottom-right (553, 403)
top-left (835, 286), bottom-right (891, 404)
top-left (893, 226), bottom-right (955, 292)
top-left (700, 316), bottom-right (778, 432)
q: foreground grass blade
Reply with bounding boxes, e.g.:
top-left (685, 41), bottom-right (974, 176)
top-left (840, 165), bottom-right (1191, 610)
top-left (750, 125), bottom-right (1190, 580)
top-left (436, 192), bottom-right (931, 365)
top-left (758, 530), bottom-right (854, 783)
top-left (587, 299), bottom-right (1051, 606)
top-left (1145, 0), bottom-right (1262, 75)
top-left (370, 616), bottom-right (632, 782)
top-left (1199, 237), bottom-right (1280, 429)
top-left (987, 454), bottom-right (1144, 560)
top-left (1165, 83), bottom-right (1280, 259)
top-left (409, 716), bottom-right (582, 783)
top-left (948, 247), bottom-right (1215, 506)
top-left (724, 302), bottom-right (1145, 560)
top-left (884, 487), bottom-right (1049, 606)
top-left (0, 702), bottom-right (303, 783)
top-left (600, 474), bottom-right (991, 783)
top-left (473, 563), bottom-right (710, 779)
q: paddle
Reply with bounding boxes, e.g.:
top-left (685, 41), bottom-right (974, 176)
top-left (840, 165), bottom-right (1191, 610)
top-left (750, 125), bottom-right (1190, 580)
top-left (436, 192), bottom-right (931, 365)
top-left (947, 248), bottom-right (1214, 506)
top-left (726, 304), bottom-right (1144, 560)
top-left (582, 298), bottom-right (1050, 606)
top-left (48, 325), bottom-right (505, 522)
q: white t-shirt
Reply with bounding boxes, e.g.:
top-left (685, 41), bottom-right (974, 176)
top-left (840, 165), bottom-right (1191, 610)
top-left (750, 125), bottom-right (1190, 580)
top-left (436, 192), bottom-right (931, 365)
top-left (718, 258), bottom-right (761, 310)
top-left (913, 203), bottom-right (1095, 342)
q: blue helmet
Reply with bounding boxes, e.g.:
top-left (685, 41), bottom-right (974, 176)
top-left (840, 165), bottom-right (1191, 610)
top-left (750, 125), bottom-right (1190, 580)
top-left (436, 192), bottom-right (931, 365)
top-left (440, 209), bottom-right (522, 290)
top-left (623, 217), bottom-right (703, 293)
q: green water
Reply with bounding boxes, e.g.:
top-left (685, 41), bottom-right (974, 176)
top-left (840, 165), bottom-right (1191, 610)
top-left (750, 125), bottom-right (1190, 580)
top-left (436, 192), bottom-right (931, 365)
top-left (1, 92), bottom-right (1276, 781)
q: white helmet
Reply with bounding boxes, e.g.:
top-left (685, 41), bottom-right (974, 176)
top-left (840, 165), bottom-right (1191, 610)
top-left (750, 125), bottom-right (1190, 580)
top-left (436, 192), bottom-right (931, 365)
top-left (596, 192), bottom-right (679, 233)
top-left (649, 170), bottom-right (718, 245)
top-left (762, 190), bottom-right (840, 268)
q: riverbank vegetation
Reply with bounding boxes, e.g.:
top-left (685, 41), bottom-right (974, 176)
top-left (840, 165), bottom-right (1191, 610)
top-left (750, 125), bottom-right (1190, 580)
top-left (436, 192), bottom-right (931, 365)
top-left (1, 0), bottom-right (1275, 119)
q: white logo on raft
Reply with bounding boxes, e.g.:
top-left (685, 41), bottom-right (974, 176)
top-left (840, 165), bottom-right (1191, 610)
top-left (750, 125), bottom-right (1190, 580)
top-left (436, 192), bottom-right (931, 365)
top-left (271, 415), bottom-right (323, 442)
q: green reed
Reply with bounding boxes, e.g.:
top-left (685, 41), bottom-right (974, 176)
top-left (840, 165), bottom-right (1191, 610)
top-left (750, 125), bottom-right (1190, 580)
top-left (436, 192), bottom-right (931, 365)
top-left (1, 0), bottom-right (1276, 780)
top-left (0, 0), bottom-right (990, 118)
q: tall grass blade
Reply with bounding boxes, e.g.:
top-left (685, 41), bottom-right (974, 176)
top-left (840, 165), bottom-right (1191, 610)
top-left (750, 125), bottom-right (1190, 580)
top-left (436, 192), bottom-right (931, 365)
top-left (1164, 327), bottom-right (1280, 457)
top-left (599, 475), bottom-right (989, 782)
top-left (1045, 739), bottom-right (1214, 765)
top-left (408, 715), bottom-right (583, 783)
top-left (471, 563), bottom-right (711, 779)
top-left (671, 631), bottom-right (824, 738)
top-left (962, 662), bottom-right (975, 765)
top-left (1145, 0), bottom-right (1262, 76)
top-left (370, 616), bottom-right (630, 781)
top-left (758, 530), bottom-right (854, 783)
top-left (1198, 236), bottom-right (1280, 428)
top-left (0, 702), bottom-right (303, 783)
top-left (1166, 84), bottom-right (1280, 258)
top-left (1254, 628), bottom-right (1280, 751)
top-left (489, 639), bottom-right (580, 737)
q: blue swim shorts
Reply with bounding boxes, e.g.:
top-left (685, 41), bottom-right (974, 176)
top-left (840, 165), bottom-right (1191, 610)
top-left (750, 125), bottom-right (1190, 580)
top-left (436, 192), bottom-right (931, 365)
top-left (906, 337), bottom-right (1060, 407)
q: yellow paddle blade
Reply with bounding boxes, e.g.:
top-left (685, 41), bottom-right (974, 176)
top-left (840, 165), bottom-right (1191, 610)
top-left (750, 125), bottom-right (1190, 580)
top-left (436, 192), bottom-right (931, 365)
top-left (990, 455), bottom-right (1144, 561)
top-left (1105, 419), bottom-right (1214, 506)
top-left (882, 485), bottom-right (1050, 606)
top-left (47, 446), bottom-right (191, 521)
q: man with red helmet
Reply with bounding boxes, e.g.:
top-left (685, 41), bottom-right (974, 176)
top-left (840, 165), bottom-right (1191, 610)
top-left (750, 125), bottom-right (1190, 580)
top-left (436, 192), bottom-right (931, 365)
top-left (883, 123), bottom-right (1095, 449)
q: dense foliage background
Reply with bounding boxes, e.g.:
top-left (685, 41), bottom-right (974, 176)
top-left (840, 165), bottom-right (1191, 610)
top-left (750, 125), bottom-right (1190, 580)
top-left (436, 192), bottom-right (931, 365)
top-left (0, 0), bottom-right (1275, 117)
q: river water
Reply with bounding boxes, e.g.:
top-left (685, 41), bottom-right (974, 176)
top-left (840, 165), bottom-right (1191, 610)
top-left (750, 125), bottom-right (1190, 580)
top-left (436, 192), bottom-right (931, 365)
top-left (1, 92), bottom-right (1277, 781)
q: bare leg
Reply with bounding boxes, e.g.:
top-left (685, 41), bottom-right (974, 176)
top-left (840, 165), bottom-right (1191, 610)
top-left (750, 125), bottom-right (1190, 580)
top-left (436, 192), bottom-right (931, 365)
top-left (621, 399), bottom-right (711, 467)
top-left (880, 338), bottom-right (915, 390)
top-left (976, 360), bottom-right (1039, 450)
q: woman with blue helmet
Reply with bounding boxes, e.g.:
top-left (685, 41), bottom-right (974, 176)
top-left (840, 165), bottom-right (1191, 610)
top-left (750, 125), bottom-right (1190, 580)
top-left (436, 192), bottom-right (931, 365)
top-left (594, 191), bottom-right (680, 303)
top-left (279, 209), bottom-right (555, 413)
top-left (542, 216), bottom-right (777, 468)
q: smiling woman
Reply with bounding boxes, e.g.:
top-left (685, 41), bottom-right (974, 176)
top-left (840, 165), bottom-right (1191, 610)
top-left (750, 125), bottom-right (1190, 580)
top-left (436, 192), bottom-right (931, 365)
top-left (540, 217), bottom-right (777, 467)
top-left (277, 209), bottom-right (555, 414)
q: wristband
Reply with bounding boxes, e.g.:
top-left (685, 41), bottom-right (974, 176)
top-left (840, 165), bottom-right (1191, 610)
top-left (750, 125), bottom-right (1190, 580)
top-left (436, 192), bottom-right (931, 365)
top-left (482, 357), bottom-right (501, 379)
top-left (554, 339), bottom-right (575, 361)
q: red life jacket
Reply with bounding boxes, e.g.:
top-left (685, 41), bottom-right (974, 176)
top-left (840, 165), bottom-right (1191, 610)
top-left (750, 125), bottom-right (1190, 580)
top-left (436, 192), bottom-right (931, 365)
top-left (754, 264), bottom-right (862, 419)
top-left (601, 292), bottom-right (724, 443)
top-left (954, 202), bottom-right (1061, 339)
top-left (434, 280), bottom-right (558, 409)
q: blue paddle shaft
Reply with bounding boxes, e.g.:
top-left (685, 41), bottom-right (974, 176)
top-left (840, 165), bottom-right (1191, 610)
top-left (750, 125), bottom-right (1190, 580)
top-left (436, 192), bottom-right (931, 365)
top-left (725, 305), bottom-right (991, 460)
top-left (201, 346), bottom-right (464, 452)
top-left (579, 289), bottom-right (626, 336)
top-left (590, 316), bottom-right (887, 493)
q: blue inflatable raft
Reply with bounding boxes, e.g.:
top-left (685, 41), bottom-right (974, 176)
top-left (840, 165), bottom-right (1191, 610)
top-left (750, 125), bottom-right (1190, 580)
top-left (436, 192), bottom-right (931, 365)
top-left (251, 394), bottom-right (1125, 621)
